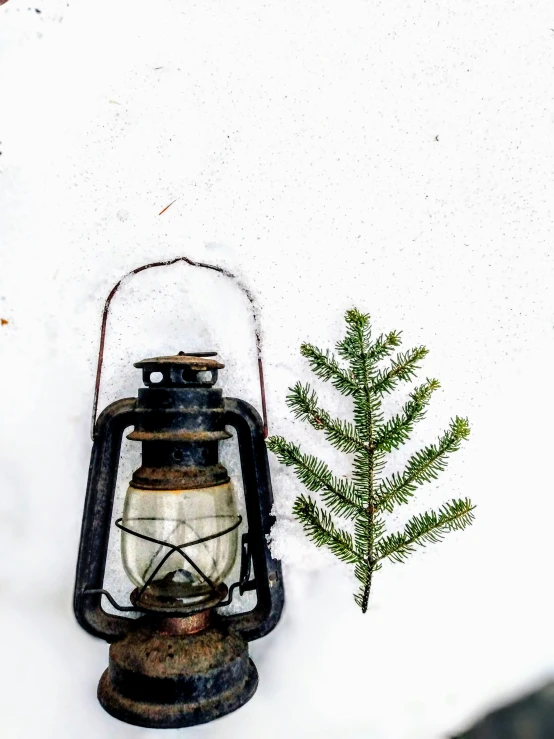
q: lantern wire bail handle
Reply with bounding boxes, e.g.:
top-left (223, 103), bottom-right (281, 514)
top-left (91, 256), bottom-right (269, 441)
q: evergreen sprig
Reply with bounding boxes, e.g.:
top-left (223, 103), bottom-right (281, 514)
top-left (375, 416), bottom-right (471, 513)
top-left (292, 495), bottom-right (360, 564)
top-left (267, 309), bottom-right (475, 613)
top-left (375, 498), bottom-right (475, 564)
top-left (269, 436), bottom-right (364, 519)
top-left (287, 382), bottom-right (366, 454)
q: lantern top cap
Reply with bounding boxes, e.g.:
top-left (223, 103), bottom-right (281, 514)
top-left (134, 353), bottom-right (224, 371)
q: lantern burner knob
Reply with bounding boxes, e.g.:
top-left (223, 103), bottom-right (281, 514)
top-left (134, 353), bottom-right (224, 388)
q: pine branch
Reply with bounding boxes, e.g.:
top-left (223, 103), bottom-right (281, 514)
top-left (287, 381), bottom-right (367, 455)
top-left (266, 436), bottom-right (364, 519)
top-left (370, 346), bottom-right (429, 395)
top-left (267, 308), bottom-right (474, 612)
top-left (367, 331), bottom-right (403, 363)
top-left (293, 495), bottom-right (361, 565)
top-left (300, 343), bottom-right (358, 396)
top-left (376, 417), bottom-right (470, 513)
top-left (336, 309), bottom-right (401, 367)
top-left (337, 311), bottom-right (403, 392)
top-left (335, 309), bottom-right (372, 364)
top-left (372, 379), bottom-right (440, 453)
top-left (376, 498), bottom-right (475, 564)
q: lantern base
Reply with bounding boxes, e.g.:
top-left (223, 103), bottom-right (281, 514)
top-left (97, 620), bottom-right (258, 729)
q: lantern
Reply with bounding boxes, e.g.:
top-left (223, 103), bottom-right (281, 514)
top-left (74, 352), bottom-right (284, 728)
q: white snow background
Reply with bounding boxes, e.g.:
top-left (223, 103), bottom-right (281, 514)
top-left (1, 1), bottom-right (554, 737)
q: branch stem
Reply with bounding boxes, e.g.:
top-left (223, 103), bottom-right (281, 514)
top-left (359, 330), bottom-right (375, 614)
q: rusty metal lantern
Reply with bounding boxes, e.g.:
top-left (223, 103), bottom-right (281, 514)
top-left (73, 350), bottom-right (284, 728)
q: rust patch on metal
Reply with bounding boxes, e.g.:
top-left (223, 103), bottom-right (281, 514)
top-left (158, 611), bottom-right (211, 636)
top-left (129, 463), bottom-right (230, 490)
top-left (98, 621), bottom-right (258, 728)
top-left (127, 429), bottom-right (231, 442)
top-left (135, 355), bottom-right (224, 370)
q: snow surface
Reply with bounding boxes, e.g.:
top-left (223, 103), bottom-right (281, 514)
top-left (1, 1), bottom-right (554, 737)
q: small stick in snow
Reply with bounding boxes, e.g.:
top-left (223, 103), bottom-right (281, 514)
top-left (158, 199), bottom-right (178, 216)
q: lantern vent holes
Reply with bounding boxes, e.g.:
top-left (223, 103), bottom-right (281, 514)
top-left (136, 354), bottom-right (222, 388)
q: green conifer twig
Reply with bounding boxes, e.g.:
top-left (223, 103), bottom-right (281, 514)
top-left (376, 498), bottom-right (475, 563)
top-left (267, 309), bottom-right (474, 613)
top-left (370, 347), bottom-right (429, 395)
top-left (292, 495), bottom-right (360, 564)
top-left (266, 436), bottom-right (364, 519)
top-left (372, 379), bottom-right (440, 453)
top-left (286, 382), bottom-right (367, 455)
top-left (375, 416), bottom-right (470, 513)
top-left (300, 344), bottom-right (359, 396)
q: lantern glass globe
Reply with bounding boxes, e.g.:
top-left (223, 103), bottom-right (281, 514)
top-left (121, 481), bottom-right (239, 606)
